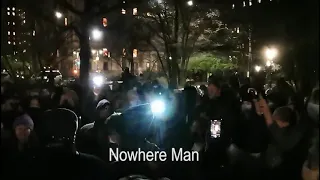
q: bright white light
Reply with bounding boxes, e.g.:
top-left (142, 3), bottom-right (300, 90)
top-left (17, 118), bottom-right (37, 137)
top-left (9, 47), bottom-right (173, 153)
top-left (265, 48), bottom-right (278, 60)
top-left (55, 11), bottom-right (62, 19)
top-left (91, 29), bottom-right (103, 41)
top-left (151, 100), bottom-right (165, 114)
top-left (266, 60), bottom-right (272, 67)
top-left (187, 0), bottom-right (193, 6)
top-left (169, 56), bottom-right (172, 60)
top-left (255, 65), bottom-right (261, 72)
top-left (93, 75), bottom-right (104, 87)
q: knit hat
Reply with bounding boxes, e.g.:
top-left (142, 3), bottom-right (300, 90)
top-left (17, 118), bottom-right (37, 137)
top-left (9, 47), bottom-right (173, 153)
top-left (13, 114), bottom-right (34, 130)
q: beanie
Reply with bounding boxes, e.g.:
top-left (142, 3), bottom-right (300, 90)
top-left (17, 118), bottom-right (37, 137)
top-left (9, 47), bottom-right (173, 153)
top-left (13, 114), bottom-right (34, 130)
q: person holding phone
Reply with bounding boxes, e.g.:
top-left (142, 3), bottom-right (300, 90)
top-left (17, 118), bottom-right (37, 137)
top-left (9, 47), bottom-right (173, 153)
top-left (259, 95), bottom-right (311, 180)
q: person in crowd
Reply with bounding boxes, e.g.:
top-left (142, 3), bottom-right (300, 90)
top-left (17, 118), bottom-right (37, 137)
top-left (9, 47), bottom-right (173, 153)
top-left (25, 96), bottom-right (43, 134)
top-left (77, 99), bottom-right (113, 162)
top-left (302, 132), bottom-right (319, 180)
top-left (259, 96), bottom-right (310, 180)
top-left (228, 90), bottom-right (269, 179)
top-left (1, 114), bottom-right (38, 178)
top-left (196, 75), bottom-right (240, 172)
top-left (33, 108), bottom-right (110, 179)
top-left (126, 87), bottom-right (141, 108)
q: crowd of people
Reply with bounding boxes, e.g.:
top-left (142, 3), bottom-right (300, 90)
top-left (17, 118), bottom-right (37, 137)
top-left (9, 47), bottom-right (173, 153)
top-left (1, 70), bottom-right (319, 180)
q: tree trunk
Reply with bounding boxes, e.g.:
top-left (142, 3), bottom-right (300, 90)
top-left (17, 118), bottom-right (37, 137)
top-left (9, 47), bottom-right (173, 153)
top-left (79, 35), bottom-right (91, 89)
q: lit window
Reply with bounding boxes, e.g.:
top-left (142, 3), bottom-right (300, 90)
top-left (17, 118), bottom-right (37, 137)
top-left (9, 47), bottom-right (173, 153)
top-left (133, 49), bottom-right (138, 58)
top-left (249, 0), bottom-right (252, 6)
top-left (7, 7), bottom-right (10, 10)
top-left (133, 8), bottom-right (138, 15)
top-left (8, 41), bottom-right (11, 44)
top-left (19, 42), bottom-right (21, 44)
top-left (13, 42), bottom-right (16, 45)
top-left (258, 0), bottom-right (261, 3)
top-left (23, 20), bottom-right (26, 24)
top-left (7, 12), bottom-right (10, 15)
top-left (64, 17), bottom-right (68, 26)
top-left (237, 27), bottom-right (240, 33)
top-left (232, 4), bottom-right (235, 9)
top-left (33, 30), bottom-right (36, 36)
top-left (13, 32), bottom-right (15, 36)
top-left (8, 22), bottom-right (10, 25)
top-left (102, 18), bottom-right (107, 27)
top-left (122, 9), bottom-right (126, 14)
top-left (13, 22), bottom-right (15, 25)
top-left (123, 1), bottom-right (125, 3)
top-left (243, 1), bottom-right (246, 7)
top-left (23, 49), bottom-right (26, 53)
top-left (12, 7), bottom-right (15, 11)
top-left (8, 31), bottom-right (10, 35)
top-left (12, 12), bottom-right (15, 16)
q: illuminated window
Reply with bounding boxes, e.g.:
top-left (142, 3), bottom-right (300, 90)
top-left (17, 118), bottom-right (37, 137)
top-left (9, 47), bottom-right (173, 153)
top-left (12, 7), bottom-right (15, 11)
top-left (23, 20), bottom-right (26, 24)
top-left (8, 22), bottom-right (10, 25)
top-left (64, 18), bottom-right (68, 26)
top-left (237, 27), bottom-right (240, 33)
top-left (8, 31), bottom-right (10, 35)
top-left (122, 9), bottom-right (126, 14)
top-left (23, 49), bottom-right (26, 53)
top-left (232, 4), bottom-right (235, 9)
top-left (7, 7), bottom-right (10, 10)
top-left (33, 30), bottom-right (36, 36)
top-left (133, 8), bottom-right (138, 15)
top-left (8, 41), bottom-right (11, 44)
top-left (12, 12), bottom-right (15, 16)
top-left (133, 49), bottom-right (138, 58)
top-left (123, 1), bottom-right (125, 3)
top-left (249, 0), bottom-right (252, 6)
top-left (13, 42), bottom-right (16, 45)
top-left (258, 0), bottom-right (261, 3)
top-left (243, 1), bottom-right (246, 7)
top-left (102, 18), bottom-right (107, 27)
top-left (13, 22), bottom-right (15, 25)
top-left (7, 12), bottom-right (10, 15)
top-left (13, 32), bottom-right (15, 35)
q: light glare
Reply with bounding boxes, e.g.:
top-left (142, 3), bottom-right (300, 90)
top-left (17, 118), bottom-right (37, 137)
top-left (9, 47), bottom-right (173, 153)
top-left (93, 76), bottom-right (104, 86)
top-left (255, 65), bottom-right (261, 72)
top-left (55, 11), bottom-right (62, 19)
top-left (92, 29), bottom-right (103, 41)
top-left (187, 0), bottom-right (193, 6)
top-left (151, 100), bottom-right (165, 114)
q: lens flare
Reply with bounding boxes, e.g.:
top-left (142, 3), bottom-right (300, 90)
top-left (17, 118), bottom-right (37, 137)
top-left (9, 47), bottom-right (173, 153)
top-left (92, 75), bottom-right (104, 87)
top-left (151, 100), bottom-right (165, 114)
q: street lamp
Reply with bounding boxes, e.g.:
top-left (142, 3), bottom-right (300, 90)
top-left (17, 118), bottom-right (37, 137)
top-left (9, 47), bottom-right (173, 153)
top-left (255, 65), bottom-right (261, 72)
top-left (91, 29), bottom-right (103, 41)
top-left (265, 47), bottom-right (278, 61)
top-left (55, 11), bottom-right (62, 19)
top-left (187, 0), bottom-right (193, 6)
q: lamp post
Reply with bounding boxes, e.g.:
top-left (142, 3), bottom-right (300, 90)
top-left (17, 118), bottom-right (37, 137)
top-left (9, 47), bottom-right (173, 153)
top-left (264, 47), bottom-right (278, 81)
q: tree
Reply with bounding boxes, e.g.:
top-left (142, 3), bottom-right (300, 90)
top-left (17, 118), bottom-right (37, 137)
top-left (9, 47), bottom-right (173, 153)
top-left (188, 52), bottom-right (237, 72)
top-left (20, 0), bottom-right (128, 88)
top-left (135, 0), bottom-right (241, 87)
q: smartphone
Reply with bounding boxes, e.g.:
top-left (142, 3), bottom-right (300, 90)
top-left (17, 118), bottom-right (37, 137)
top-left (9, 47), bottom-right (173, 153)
top-left (210, 120), bottom-right (221, 138)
